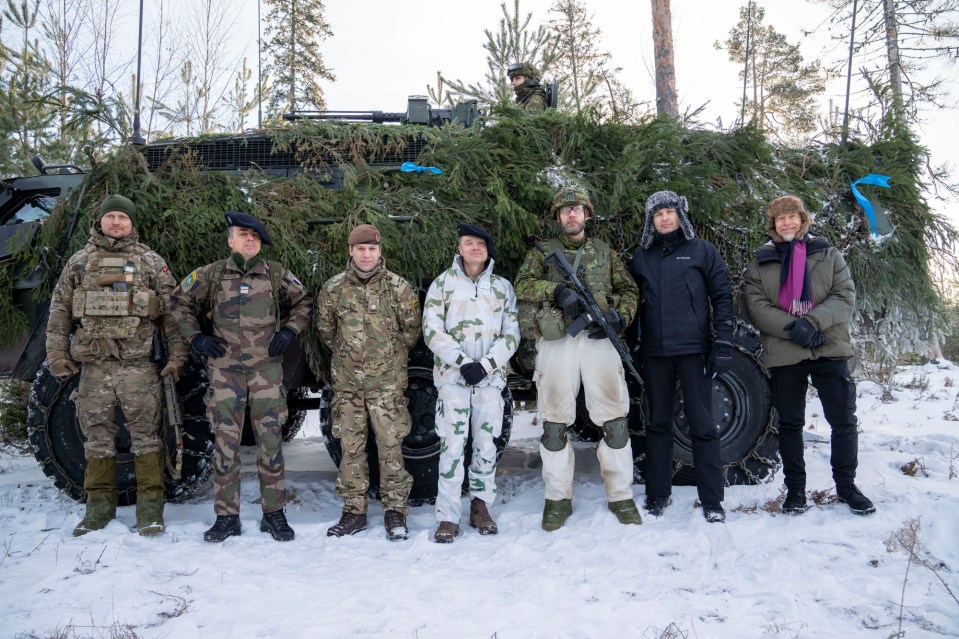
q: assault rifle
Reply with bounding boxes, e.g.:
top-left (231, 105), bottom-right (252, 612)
top-left (536, 242), bottom-right (642, 386)
top-left (153, 329), bottom-right (183, 480)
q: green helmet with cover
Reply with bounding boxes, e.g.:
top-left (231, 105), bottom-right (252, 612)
top-left (551, 186), bottom-right (594, 216)
top-left (507, 62), bottom-right (540, 81)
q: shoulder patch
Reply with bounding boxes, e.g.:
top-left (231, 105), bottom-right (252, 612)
top-left (181, 270), bottom-right (197, 290)
top-left (288, 271), bottom-right (303, 286)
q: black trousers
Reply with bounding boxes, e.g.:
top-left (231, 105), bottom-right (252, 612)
top-left (769, 358), bottom-right (859, 491)
top-left (641, 354), bottom-right (724, 503)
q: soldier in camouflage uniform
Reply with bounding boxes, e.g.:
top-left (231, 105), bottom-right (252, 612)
top-left (514, 186), bottom-right (642, 531)
top-left (316, 224), bottom-right (422, 541)
top-left (171, 212), bottom-right (311, 543)
top-left (507, 62), bottom-right (549, 113)
top-left (46, 194), bottom-right (187, 537)
top-left (423, 224), bottom-right (520, 543)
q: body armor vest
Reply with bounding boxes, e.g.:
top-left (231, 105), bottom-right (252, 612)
top-left (71, 250), bottom-right (159, 339)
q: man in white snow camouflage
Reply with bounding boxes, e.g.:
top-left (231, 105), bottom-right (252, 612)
top-left (423, 223), bottom-right (520, 543)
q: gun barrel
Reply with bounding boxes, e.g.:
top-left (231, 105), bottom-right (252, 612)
top-left (283, 110), bottom-right (408, 123)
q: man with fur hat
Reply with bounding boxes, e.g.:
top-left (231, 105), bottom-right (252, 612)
top-left (423, 223), bottom-right (519, 543)
top-left (507, 62), bottom-right (548, 113)
top-left (46, 194), bottom-right (188, 537)
top-left (630, 190), bottom-right (734, 523)
top-left (514, 186), bottom-right (641, 531)
top-left (744, 195), bottom-right (875, 516)
top-left (316, 223), bottom-right (422, 541)
top-left (172, 211), bottom-right (312, 542)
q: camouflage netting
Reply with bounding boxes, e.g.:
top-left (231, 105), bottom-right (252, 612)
top-left (3, 108), bottom-right (954, 361)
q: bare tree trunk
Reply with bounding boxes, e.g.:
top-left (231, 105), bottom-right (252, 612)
top-left (650, 0), bottom-right (678, 117)
top-left (882, 0), bottom-right (904, 110)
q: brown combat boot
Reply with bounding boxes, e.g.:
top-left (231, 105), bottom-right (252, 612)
top-left (469, 497), bottom-right (498, 535)
top-left (327, 511), bottom-right (367, 537)
top-left (433, 521), bottom-right (460, 543)
top-left (384, 509), bottom-right (409, 542)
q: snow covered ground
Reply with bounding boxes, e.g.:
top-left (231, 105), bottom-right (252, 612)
top-left (1, 362), bottom-right (958, 639)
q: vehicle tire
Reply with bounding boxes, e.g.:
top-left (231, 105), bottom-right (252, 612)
top-left (630, 346), bottom-right (779, 485)
top-left (568, 340), bottom-right (779, 486)
top-left (321, 366), bottom-right (512, 505)
top-left (27, 359), bottom-right (215, 505)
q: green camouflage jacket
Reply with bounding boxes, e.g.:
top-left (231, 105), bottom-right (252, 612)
top-left (423, 256), bottom-right (519, 389)
top-left (171, 257), bottom-right (312, 371)
top-left (316, 259), bottom-right (422, 392)
top-left (514, 234), bottom-right (639, 330)
top-left (46, 224), bottom-right (185, 363)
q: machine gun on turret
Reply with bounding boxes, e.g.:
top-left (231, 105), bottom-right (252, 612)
top-left (284, 95), bottom-right (480, 127)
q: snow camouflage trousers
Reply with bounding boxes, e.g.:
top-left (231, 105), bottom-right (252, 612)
top-left (333, 388), bottom-right (412, 515)
top-left (74, 359), bottom-right (162, 459)
top-left (206, 364), bottom-right (287, 515)
top-left (434, 384), bottom-right (503, 525)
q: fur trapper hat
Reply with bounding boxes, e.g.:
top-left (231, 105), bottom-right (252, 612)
top-left (640, 190), bottom-right (695, 249)
top-left (766, 195), bottom-right (812, 242)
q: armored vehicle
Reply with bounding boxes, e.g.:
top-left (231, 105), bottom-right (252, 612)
top-left (1, 99), bottom-right (783, 506)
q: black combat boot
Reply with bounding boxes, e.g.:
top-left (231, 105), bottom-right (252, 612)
top-left (204, 515), bottom-right (241, 542)
top-left (837, 484), bottom-right (876, 515)
top-left (260, 509), bottom-right (295, 541)
top-left (781, 489), bottom-right (809, 515)
top-left (702, 502), bottom-right (726, 523)
top-left (643, 496), bottom-right (671, 517)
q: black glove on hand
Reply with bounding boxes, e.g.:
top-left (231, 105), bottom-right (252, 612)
top-left (460, 362), bottom-right (488, 385)
top-left (268, 327), bottom-right (297, 357)
top-left (554, 283), bottom-right (584, 321)
top-left (811, 331), bottom-right (825, 348)
top-left (784, 318), bottom-right (818, 348)
top-left (192, 334), bottom-right (227, 358)
top-left (588, 310), bottom-right (626, 339)
top-left (707, 342), bottom-right (734, 378)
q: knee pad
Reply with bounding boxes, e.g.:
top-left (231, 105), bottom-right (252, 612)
top-left (602, 417), bottom-right (629, 450)
top-left (540, 421), bottom-right (569, 452)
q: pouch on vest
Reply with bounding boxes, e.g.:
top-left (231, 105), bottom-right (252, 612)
top-left (536, 304), bottom-right (567, 341)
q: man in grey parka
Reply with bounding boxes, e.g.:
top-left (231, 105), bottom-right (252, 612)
top-left (423, 224), bottom-right (520, 543)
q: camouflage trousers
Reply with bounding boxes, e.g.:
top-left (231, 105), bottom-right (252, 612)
top-left (206, 364), bottom-right (288, 515)
top-left (332, 389), bottom-right (412, 515)
top-left (434, 383), bottom-right (503, 525)
top-left (74, 359), bottom-right (162, 459)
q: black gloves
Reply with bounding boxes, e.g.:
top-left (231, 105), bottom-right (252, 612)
top-left (192, 334), bottom-right (227, 358)
top-left (460, 362), bottom-right (488, 385)
top-left (784, 318), bottom-right (824, 348)
top-left (707, 342), bottom-right (734, 378)
top-left (588, 310), bottom-right (626, 339)
top-left (553, 283), bottom-right (585, 321)
top-left (268, 327), bottom-right (297, 357)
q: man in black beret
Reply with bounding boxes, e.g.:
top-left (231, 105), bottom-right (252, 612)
top-left (172, 211), bottom-right (312, 542)
top-left (422, 223), bottom-right (519, 542)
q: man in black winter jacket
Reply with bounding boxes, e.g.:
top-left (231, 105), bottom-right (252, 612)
top-left (630, 190), bottom-right (735, 523)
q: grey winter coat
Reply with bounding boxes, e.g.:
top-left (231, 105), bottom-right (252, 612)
top-left (743, 236), bottom-right (855, 369)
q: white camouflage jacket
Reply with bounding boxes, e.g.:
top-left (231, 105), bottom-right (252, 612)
top-left (423, 256), bottom-right (520, 389)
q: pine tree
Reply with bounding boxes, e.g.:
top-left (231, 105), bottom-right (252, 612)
top-left (650, 0), bottom-right (678, 117)
top-left (548, 0), bottom-right (641, 121)
top-left (1, 0), bottom-right (55, 175)
top-left (816, 0), bottom-right (959, 117)
top-left (263, 0), bottom-right (335, 116)
top-left (430, 0), bottom-right (559, 108)
top-left (716, 2), bottom-right (826, 141)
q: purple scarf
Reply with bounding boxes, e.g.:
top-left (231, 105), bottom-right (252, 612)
top-left (776, 240), bottom-right (814, 316)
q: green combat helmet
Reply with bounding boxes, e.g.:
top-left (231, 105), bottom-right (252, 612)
top-left (551, 186), bottom-right (594, 216)
top-left (507, 62), bottom-right (541, 83)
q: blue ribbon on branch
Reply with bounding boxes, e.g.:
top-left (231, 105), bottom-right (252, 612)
top-left (850, 174), bottom-right (892, 236)
top-left (400, 161), bottom-right (443, 175)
